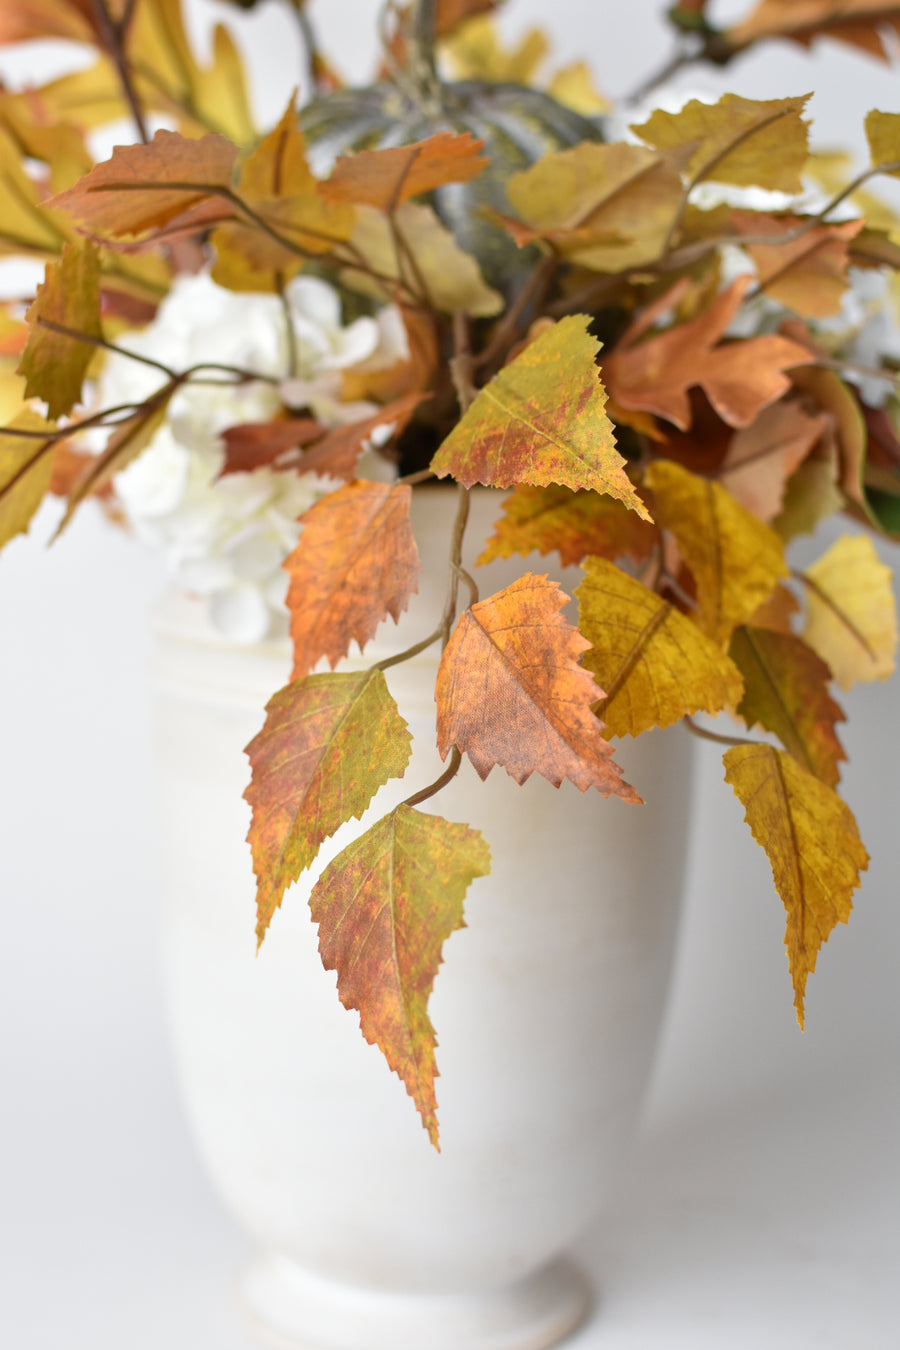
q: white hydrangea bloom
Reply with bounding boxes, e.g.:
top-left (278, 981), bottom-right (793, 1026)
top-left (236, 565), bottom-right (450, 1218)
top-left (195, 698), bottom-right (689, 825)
top-left (96, 272), bottom-right (407, 642)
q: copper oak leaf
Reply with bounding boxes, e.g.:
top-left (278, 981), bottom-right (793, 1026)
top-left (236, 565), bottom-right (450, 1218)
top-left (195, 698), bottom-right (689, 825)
top-left (477, 483), bottom-right (655, 569)
top-left (244, 669), bottom-right (412, 944)
top-left (436, 572), bottom-right (640, 799)
top-left (309, 804), bottom-right (491, 1149)
top-left (723, 744), bottom-right (867, 1027)
top-left (729, 625), bottom-right (846, 787)
top-left (577, 558), bottom-right (744, 738)
top-left (18, 240), bottom-right (102, 419)
top-left (284, 482), bottom-right (421, 680)
top-left (801, 533), bottom-right (897, 688)
top-left (431, 316), bottom-right (650, 517)
top-left (645, 459), bottom-right (788, 646)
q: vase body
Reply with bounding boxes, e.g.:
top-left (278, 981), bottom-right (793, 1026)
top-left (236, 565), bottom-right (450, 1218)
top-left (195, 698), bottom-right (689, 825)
top-left (151, 489), bottom-right (694, 1350)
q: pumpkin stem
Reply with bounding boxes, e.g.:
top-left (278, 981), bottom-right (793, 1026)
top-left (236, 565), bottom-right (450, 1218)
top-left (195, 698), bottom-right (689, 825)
top-left (404, 0), bottom-right (443, 112)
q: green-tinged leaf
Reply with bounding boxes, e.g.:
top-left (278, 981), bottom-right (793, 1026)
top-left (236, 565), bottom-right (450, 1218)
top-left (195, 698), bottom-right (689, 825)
top-left (310, 804), bottom-right (491, 1148)
top-left (730, 625), bottom-right (846, 786)
top-left (645, 459), bottom-right (788, 645)
top-left (0, 411), bottom-right (57, 551)
top-left (18, 241), bottom-right (102, 419)
top-left (801, 533), bottom-right (897, 688)
top-left (245, 670), bottom-right (413, 944)
top-left (577, 557), bottom-right (744, 737)
top-left (477, 483), bottom-right (655, 568)
top-left (432, 316), bottom-right (649, 514)
top-left (724, 743), bottom-right (867, 1027)
top-left (632, 92), bottom-right (811, 191)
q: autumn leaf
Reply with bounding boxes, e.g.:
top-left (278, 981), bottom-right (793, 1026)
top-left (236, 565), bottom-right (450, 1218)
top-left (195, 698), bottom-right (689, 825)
top-left (323, 132), bottom-right (488, 210)
top-left (436, 572), bottom-right (640, 797)
top-left (724, 743), bottom-right (867, 1026)
top-left (577, 558), bottom-right (744, 737)
top-left (477, 483), bottom-right (655, 568)
top-left (436, 0), bottom-right (500, 36)
top-left (442, 14), bottom-right (549, 83)
top-left (18, 241), bottom-right (102, 419)
top-left (291, 394), bottom-right (427, 481)
top-left (733, 211), bottom-right (863, 318)
top-left (0, 127), bottom-right (70, 259)
top-left (545, 61), bottom-right (609, 116)
top-left (865, 109), bottom-right (900, 176)
top-left (310, 804), bottom-right (490, 1148)
top-left (0, 89), bottom-right (93, 193)
top-left (646, 459), bottom-right (788, 645)
top-left (285, 482), bottom-right (421, 680)
top-left (0, 411), bottom-right (57, 551)
top-left (245, 669), bottom-right (412, 944)
top-left (719, 395), bottom-right (828, 522)
top-left (726, 0), bottom-right (900, 62)
top-left (602, 277), bottom-right (812, 430)
top-left (432, 316), bottom-right (649, 517)
top-left (801, 533), bottom-right (897, 688)
top-left (219, 417), bottom-right (323, 475)
top-left (730, 625), bottom-right (846, 786)
top-left (632, 93), bottom-right (810, 192)
top-left (0, 0), bottom-right (97, 45)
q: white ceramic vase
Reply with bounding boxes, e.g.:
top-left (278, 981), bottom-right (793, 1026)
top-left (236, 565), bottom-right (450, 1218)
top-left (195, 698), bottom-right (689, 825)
top-left (150, 489), bottom-right (695, 1350)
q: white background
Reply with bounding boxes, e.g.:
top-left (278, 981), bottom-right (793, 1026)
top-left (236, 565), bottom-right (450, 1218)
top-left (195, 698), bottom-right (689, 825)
top-left (1, 2), bottom-right (898, 1346)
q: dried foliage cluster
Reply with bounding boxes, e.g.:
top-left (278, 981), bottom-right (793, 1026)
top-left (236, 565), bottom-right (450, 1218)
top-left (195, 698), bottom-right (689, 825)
top-left (2, 0), bottom-right (900, 1145)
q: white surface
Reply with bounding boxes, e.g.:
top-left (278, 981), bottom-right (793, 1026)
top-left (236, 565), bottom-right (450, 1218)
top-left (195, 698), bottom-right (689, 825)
top-left (1, 1), bottom-right (899, 1346)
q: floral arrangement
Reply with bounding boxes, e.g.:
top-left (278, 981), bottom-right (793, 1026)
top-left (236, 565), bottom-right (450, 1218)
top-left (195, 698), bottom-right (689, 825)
top-left (1, 0), bottom-right (899, 1149)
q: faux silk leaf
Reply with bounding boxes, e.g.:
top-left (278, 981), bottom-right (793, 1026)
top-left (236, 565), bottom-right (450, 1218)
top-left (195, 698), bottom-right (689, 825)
top-left (0, 0), bottom-right (97, 45)
top-left (310, 804), bottom-right (490, 1148)
top-left (646, 459), bottom-right (788, 645)
top-left (436, 572), bottom-right (640, 798)
top-left (477, 483), bottom-right (655, 568)
top-left (285, 482), bottom-right (421, 680)
top-left (723, 743), bottom-right (867, 1026)
top-left (866, 109), bottom-right (900, 176)
top-left (726, 0), bottom-right (900, 61)
top-left (730, 625), bottom-right (846, 786)
top-left (18, 241), bottom-right (102, 419)
top-left (632, 93), bottom-right (810, 192)
top-left (0, 127), bottom-right (70, 258)
top-left (602, 277), bottom-right (811, 430)
top-left (323, 132), bottom-right (488, 209)
top-left (801, 534), bottom-right (897, 688)
top-left (577, 558), bottom-right (744, 737)
top-left (0, 411), bottom-right (57, 551)
top-left (720, 396), bottom-right (828, 522)
top-left (245, 670), bottom-right (413, 944)
top-left (293, 393), bottom-right (426, 480)
top-left (431, 316), bottom-right (650, 516)
top-left (733, 212), bottom-right (863, 318)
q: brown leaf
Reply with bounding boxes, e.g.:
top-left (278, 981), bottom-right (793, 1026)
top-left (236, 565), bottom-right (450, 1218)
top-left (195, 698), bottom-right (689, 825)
top-left (285, 481), bottom-right (421, 679)
top-left (727, 0), bottom-right (900, 61)
top-left (719, 395), bottom-right (828, 521)
top-left (733, 211), bottom-right (863, 318)
top-left (477, 483), bottom-right (655, 568)
top-left (220, 418), bottom-right (324, 475)
top-left (295, 394), bottom-right (427, 481)
top-left (436, 572), bottom-right (640, 798)
top-left (323, 132), bottom-right (488, 210)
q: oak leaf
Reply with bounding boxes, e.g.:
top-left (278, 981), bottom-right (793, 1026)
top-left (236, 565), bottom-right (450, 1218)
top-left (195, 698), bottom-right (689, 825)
top-left (436, 572), bottom-right (640, 798)
top-left (310, 804), bottom-right (490, 1148)
top-left (726, 1), bottom-right (900, 62)
top-left (0, 411), bottom-right (57, 551)
top-left (477, 483), bottom-right (655, 568)
top-left (730, 625), bottom-right (846, 786)
top-left (733, 211), bottom-right (863, 318)
top-left (431, 316), bottom-right (650, 516)
top-left (577, 558), bottom-right (744, 737)
top-left (801, 533), bottom-right (897, 688)
top-left (719, 395), bottom-right (828, 522)
top-left (285, 482), bottom-right (421, 680)
top-left (18, 240), bottom-right (102, 419)
top-left (632, 93), bottom-right (810, 192)
top-left (646, 459), bottom-right (788, 646)
top-left (245, 670), bottom-right (412, 944)
top-left (323, 132), bottom-right (488, 210)
top-left (723, 743), bottom-right (867, 1026)
top-left (602, 277), bottom-right (812, 430)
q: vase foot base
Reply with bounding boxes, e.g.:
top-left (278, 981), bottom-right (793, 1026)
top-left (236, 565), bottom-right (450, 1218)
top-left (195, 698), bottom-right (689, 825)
top-left (238, 1251), bottom-right (592, 1350)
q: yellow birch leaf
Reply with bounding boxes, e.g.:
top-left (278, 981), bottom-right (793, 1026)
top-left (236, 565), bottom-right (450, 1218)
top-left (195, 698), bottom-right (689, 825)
top-left (19, 241), bottom-right (102, 420)
top-left (0, 127), bottom-right (70, 258)
top-left (801, 533), bottom-right (897, 688)
top-left (577, 558), bottom-right (744, 737)
top-left (646, 459), bottom-right (788, 646)
top-left (866, 109), bottom-right (900, 177)
top-left (432, 316), bottom-right (649, 512)
top-left (632, 93), bottom-right (811, 192)
top-left (0, 411), bottom-right (57, 551)
top-left (545, 61), bottom-right (610, 116)
top-left (723, 743), bottom-right (867, 1027)
top-left (477, 483), bottom-right (655, 568)
top-left (442, 16), bottom-right (549, 83)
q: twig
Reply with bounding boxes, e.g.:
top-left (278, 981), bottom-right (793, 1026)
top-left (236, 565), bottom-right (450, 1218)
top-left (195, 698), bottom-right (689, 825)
top-left (90, 0), bottom-right (150, 144)
top-left (683, 714), bottom-right (755, 747)
top-left (402, 746), bottom-right (463, 808)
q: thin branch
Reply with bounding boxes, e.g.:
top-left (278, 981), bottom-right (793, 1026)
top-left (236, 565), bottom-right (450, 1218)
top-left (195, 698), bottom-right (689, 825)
top-left (683, 714), bottom-right (755, 747)
top-left (402, 746), bottom-right (463, 808)
top-left (374, 625), bottom-right (443, 672)
top-left (90, 0), bottom-right (150, 144)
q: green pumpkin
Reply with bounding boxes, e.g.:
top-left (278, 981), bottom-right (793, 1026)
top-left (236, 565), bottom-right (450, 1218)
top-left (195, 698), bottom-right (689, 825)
top-left (298, 2), bottom-right (603, 290)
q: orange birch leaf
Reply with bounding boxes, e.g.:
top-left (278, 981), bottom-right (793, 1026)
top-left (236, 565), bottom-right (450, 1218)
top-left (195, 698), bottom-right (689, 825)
top-left (577, 558), bottom-right (744, 737)
top-left (723, 744), bottom-right (868, 1027)
top-left (0, 411), bottom-right (57, 551)
top-left (603, 277), bottom-right (812, 430)
top-left (719, 396), bottom-right (828, 521)
top-left (733, 211), bottom-right (863, 318)
top-left (293, 393), bottom-right (427, 480)
top-left (245, 670), bottom-right (412, 944)
top-left (323, 132), bottom-right (488, 209)
top-left (801, 533), bottom-right (898, 688)
top-left (730, 625), bottom-right (846, 786)
top-left (477, 483), bottom-right (655, 568)
top-left (432, 316), bottom-right (650, 516)
top-left (646, 459), bottom-right (788, 646)
top-left (18, 240), bottom-right (102, 419)
top-left (46, 130), bottom-right (239, 240)
top-left (726, 0), bottom-right (900, 61)
top-left (310, 804), bottom-right (491, 1149)
top-left (436, 572), bottom-right (640, 798)
top-left (285, 482), bottom-right (421, 680)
